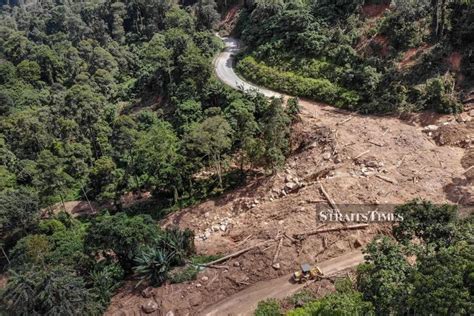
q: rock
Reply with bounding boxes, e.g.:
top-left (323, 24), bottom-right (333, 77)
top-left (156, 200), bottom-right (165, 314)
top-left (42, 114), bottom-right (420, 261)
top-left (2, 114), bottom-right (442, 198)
top-left (272, 262), bottom-right (281, 269)
top-left (188, 293), bottom-right (202, 306)
top-left (423, 125), bottom-right (439, 132)
top-left (353, 238), bottom-right (363, 248)
top-left (141, 301), bottom-right (159, 314)
top-left (212, 224), bottom-right (220, 232)
top-left (220, 224), bottom-right (227, 232)
top-left (166, 311), bottom-right (175, 316)
top-left (285, 181), bottom-right (298, 191)
top-left (233, 261), bottom-right (240, 267)
top-left (201, 276), bottom-right (209, 282)
top-left (204, 231), bottom-right (211, 239)
top-left (470, 109), bottom-right (474, 117)
top-left (141, 287), bottom-right (154, 298)
top-left (457, 113), bottom-right (472, 122)
top-left (322, 152), bottom-right (331, 160)
top-left (285, 174), bottom-right (293, 183)
top-left (196, 283), bottom-right (202, 288)
top-left (366, 160), bottom-right (378, 168)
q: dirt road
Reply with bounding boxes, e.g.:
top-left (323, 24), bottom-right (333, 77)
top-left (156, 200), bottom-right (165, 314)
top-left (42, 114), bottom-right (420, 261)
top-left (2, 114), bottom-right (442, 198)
top-left (200, 250), bottom-right (365, 316)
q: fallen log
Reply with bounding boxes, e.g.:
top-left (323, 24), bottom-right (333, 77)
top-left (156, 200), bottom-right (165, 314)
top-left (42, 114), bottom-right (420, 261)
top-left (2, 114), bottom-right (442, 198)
top-left (319, 182), bottom-right (339, 212)
top-left (207, 264), bottom-right (230, 269)
top-left (201, 240), bottom-right (274, 267)
top-left (294, 224), bottom-right (369, 239)
top-left (375, 174), bottom-right (398, 185)
top-left (272, 237), bottom-right (284, 269)
top-left (353, 150), bottom-right (370, 160)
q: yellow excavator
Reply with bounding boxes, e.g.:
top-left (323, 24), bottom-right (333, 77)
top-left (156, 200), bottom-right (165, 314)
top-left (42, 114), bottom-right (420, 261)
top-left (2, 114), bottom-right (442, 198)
top-left (293, 263), bottom-right (323, 283)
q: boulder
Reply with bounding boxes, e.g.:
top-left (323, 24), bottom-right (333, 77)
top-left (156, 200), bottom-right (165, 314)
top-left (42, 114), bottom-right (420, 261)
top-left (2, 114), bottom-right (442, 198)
top-left (322, 152), bottom-right (332, 160)
top-left (142, 300), bottom-right (159, 314)
top-left (141, 287), bottom-right (154, 298)
top-left (285, 182), bottom-right (298, 191)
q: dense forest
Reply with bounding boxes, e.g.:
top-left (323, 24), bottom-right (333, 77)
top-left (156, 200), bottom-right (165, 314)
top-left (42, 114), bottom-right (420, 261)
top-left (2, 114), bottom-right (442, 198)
top-left (0, 0), bottom-right (293, 314)
top-left (235, 0), bottom-right (473, 113)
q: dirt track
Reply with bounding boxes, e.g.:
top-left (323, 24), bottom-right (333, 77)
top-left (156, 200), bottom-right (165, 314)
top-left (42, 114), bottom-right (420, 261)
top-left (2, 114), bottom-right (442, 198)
top-left (200, 251), bottom-right (364, 316)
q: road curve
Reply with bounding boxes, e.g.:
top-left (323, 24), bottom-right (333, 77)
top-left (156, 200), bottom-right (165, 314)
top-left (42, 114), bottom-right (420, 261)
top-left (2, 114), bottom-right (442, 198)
top-left (199, 250), bottom-right (365, 316)
top-left (214, 36), bottom-right (282, 98)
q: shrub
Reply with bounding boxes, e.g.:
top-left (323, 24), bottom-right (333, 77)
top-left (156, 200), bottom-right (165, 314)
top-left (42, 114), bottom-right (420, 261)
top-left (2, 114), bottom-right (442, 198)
top-left (286, 97), bottom-right (300, 121)
top-left (236, 56), bottom-right (359, 109)
top-left (38, 219), bottom-right (66, 235)
top-left (133, 247), bottom-right (175, 286)
top-left (424, 75), bottom-right (463, 114)
top-left (160, 227), bottom-right (195, 266)
top-left (9, 234), bottom-right (50, 267)
top-left (90, 261), bottom-right (124, 306)
top-left (254, 299), bottom-right (282, 316)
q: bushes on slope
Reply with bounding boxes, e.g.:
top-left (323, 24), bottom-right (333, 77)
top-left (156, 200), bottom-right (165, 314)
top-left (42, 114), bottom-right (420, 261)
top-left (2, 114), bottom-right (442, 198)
top-left (236, 56), bottom-right (360, 109)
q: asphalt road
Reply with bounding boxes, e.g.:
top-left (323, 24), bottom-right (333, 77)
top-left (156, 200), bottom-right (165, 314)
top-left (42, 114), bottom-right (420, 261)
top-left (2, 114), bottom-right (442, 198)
top-left (213, 36), bottom-right (281, 98)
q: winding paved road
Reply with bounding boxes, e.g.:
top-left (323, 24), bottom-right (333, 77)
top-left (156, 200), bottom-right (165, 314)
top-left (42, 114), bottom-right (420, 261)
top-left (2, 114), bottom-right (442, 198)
top-left (214, 36), bottom-right (281, 98)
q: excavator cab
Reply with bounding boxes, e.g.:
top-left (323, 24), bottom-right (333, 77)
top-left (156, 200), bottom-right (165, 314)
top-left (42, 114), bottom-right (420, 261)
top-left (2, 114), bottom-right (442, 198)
top-left (293, 263), bottom-right (323, 283)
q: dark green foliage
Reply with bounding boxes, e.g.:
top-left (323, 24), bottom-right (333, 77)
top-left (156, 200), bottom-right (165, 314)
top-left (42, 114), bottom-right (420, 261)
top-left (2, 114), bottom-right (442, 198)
top-left (237, 56), bottom-right (359, 108)
top-left (311, 0), bottom-right (364, 23)
top-left (379, 0), bottom-right (430, 50)
top-left (409, 241), bottom-right (474, 315)
top-left (160, 227), bottom-right (195, 265)
top-left (286, 97), bottom-right (300, 122)
top-left (134, 247), bottom-right (175, 286)
top-left (287, 278), bottom-right (374, 316)
top-left (1, 265), bottom-right (99, 315)
top-left (0, 188), bottom-right (39, 243)
top-left (254, 299), bottom-right (282, 316)
top-left (357, 236), bottom-right (413, 315)
top-left (85, 212), bottom-right (160, 270)
top-left (236, 0), bottom-right (470, 113)
top-left (89, 261), bottom-right (125, 305)
top-left (393, 199), bottom-right (459, 247)
top-left (421, 75), bottom-right (463, 113)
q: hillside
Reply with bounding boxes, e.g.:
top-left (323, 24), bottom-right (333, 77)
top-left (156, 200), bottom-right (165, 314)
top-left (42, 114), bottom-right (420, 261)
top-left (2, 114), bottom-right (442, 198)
top-left (0, 1), bottom-right (473, 315)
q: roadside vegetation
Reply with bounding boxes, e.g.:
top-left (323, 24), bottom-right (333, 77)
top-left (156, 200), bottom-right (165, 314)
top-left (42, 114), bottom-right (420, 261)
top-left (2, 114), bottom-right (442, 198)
top-left (254, 200), bottom-right (474, 315)
top-left (235, 0), bottom-right (473, 114)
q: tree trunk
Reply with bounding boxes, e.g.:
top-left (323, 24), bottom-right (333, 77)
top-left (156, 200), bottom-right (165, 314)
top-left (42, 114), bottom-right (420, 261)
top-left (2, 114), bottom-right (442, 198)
top-left (439, 0), bottom-right (447, 38)
top-left (431, 0), bottom-right (439, 39)
top-left (216, 153), bottom-right (223, 189)
top-left (81, 184), bottom-right (95, 213)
